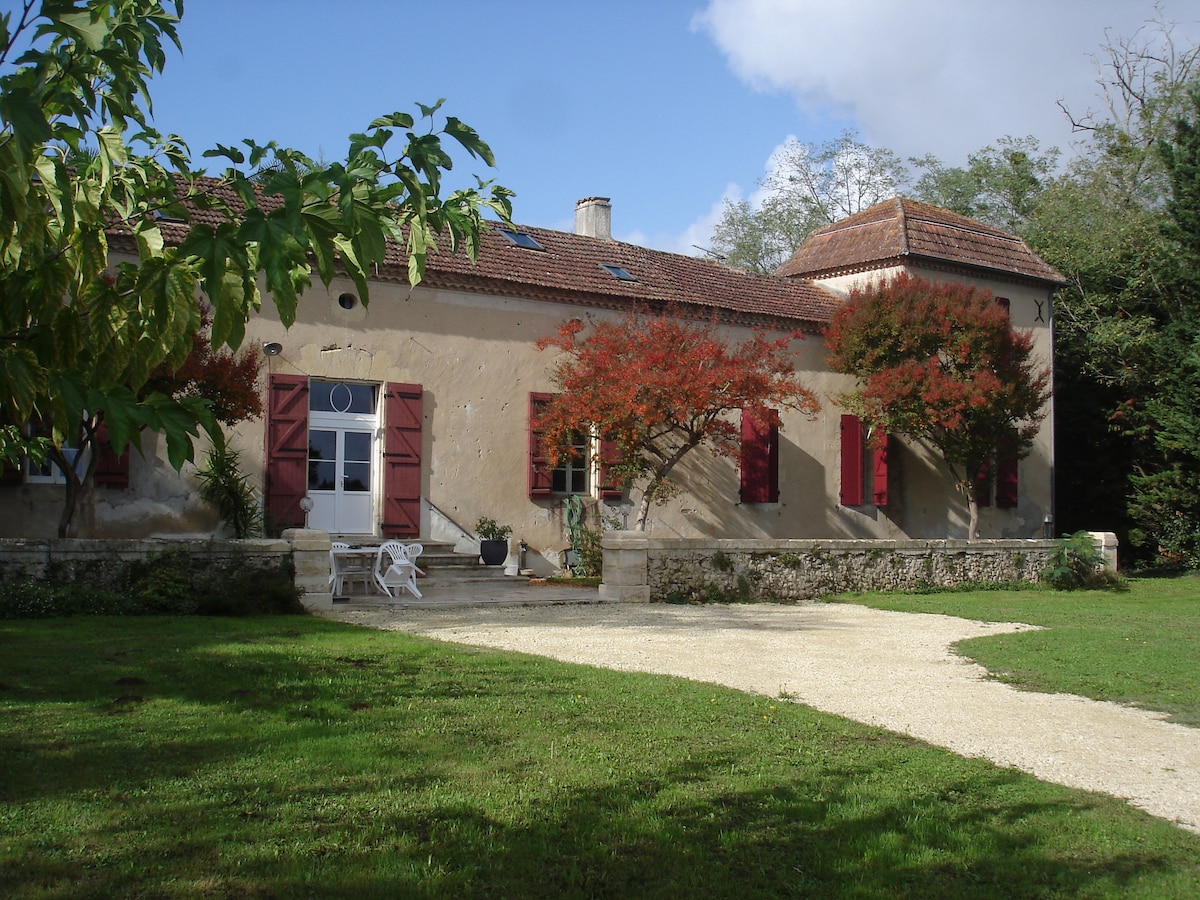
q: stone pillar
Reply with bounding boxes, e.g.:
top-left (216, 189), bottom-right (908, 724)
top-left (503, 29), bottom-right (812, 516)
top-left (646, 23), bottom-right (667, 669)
top-left (283, 528), bottom-right (333, 610)
top-left (1088, 531), bottom-right (1119, 574)
top-left (599, 530), bottom-right (651, 602)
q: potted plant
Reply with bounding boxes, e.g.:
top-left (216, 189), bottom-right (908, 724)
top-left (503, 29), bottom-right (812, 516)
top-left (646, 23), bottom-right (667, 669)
top-left (477, 516), bottom-right (513, 566)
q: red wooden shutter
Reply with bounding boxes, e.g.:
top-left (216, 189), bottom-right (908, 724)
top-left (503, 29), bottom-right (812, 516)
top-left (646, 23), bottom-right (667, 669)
top-left (740, 407), bottom-right (779, 503)
top-left (598, 438), bottom-right (624, 500)
top-left (872, 433), bottom-right (889, 507)
top-left (1, 455), bottom-right (22, 485)
top-left (528, 392), bottom-right (553, 498)
top-left (996, 458), bottom-right (1018, 508)
top-left (265, 374), bottom-right (309, 531)
top-left (840, 414), bottom-right (863, 506)
top-left (92, 422), bottom-right (130, 488)
top-left (973, 458), bottom-right (993, 508)
top-left (382, 382), bottom-right (423, 538)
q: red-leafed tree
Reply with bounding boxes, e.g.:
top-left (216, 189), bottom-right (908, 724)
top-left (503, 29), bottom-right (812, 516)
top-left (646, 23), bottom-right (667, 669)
top-left (142, 308), bottom-right (264, 426)
top-left (535, 306), bottom-right (820, 531)
top-left (825, 273), bottom-right (1050, 540)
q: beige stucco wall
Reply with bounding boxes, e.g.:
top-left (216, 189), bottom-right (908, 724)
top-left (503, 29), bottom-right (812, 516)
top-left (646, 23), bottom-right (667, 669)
top-left (234, 277), bottom-right (881, 573)
top-left (0, 259), bottom-right (1055, 561)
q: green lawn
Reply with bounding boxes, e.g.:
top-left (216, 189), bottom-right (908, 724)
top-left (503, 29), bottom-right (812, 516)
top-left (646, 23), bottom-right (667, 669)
top-left (2, 614), bottom-right (1199, 898)
top-left (831, 575), bottom-right (1200, 727)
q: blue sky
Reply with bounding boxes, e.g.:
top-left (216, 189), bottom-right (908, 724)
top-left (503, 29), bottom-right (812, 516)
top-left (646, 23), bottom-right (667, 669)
top-left (138, 0), bottom-right (1200, 255)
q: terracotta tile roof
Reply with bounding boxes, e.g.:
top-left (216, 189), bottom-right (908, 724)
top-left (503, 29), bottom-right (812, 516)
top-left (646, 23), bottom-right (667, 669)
top-left (775, 197), bottom-right (1066, 287)
top-left (400, 221), bottom-right (843, 331)
top-left (109, 175), bottom-right (843, 332)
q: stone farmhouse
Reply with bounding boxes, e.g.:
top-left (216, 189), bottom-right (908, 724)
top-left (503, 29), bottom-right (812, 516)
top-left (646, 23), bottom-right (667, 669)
top-left (0, 192), bottom-right (1064, 574)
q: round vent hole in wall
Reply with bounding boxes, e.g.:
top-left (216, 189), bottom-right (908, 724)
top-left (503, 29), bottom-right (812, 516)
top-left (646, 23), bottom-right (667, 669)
top-left (338, 293), bottom-right (359, 310)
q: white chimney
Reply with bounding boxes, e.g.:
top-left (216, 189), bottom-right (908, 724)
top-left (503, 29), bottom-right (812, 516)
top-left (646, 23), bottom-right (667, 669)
top-left (575, 197), bottom-right (612, 240)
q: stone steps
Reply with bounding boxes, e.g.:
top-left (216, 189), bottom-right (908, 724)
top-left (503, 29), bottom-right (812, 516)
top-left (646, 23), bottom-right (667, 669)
top-left (331, 537), bottom-right (517, 589)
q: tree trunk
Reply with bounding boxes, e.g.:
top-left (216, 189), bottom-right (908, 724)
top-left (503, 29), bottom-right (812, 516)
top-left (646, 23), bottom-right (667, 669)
top-left (635, 488), bottom-right (654, 531)
top-left (49, 445), bottom-right (82, 538)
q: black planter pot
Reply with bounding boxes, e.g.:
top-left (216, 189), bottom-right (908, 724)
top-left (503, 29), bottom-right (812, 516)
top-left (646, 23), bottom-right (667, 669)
top-left (479, 539), bottom-right (509, 566)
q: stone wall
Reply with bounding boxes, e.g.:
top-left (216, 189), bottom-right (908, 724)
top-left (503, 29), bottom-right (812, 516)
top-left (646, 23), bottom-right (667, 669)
top-left (0, 531), bottom-right (336, 611)
top-left (0, 536), bottom-right (290, 602)
top-left (599, 533), bottom-right (1118, 604)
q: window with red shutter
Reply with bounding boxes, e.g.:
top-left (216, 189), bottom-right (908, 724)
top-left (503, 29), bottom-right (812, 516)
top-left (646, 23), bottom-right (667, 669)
top-left (528, 393), bottom-right (554, 498)
top-left (840, 414), bottom-right (864, 506)
top-left (974, 458), bottom-right (993, 508)
top-left (872, 433), bottom-right (889, 507)
top-left (1, 454), bottom-right (22, 485)
top-left (92, 423), bottom-right (130, 489)
top-left (740, 407), bottom-right (779, 503)
top-left (996, 457), bottom-right (1019, 508)
top-left (597, 438), bottom-right (624, 500)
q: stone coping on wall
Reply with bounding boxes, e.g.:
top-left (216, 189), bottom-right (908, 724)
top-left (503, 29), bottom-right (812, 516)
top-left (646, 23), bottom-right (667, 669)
top-left (0, 536), bottom-right (290, 565)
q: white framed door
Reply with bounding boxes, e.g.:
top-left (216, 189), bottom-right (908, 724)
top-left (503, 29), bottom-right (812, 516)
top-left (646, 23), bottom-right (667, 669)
top-left (307, 382), bottom-right (379, 535)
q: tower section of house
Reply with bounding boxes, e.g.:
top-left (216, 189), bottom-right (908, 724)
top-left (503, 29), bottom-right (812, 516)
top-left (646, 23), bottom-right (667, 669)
top-left (776, 198), bottom-right (1066, 540)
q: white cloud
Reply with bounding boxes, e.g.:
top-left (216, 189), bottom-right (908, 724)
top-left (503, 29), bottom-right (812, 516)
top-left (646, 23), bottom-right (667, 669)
top-left (674, 0), bottom-right (1200, 253)
top-left (692, 0), bottom-right (1200, 166)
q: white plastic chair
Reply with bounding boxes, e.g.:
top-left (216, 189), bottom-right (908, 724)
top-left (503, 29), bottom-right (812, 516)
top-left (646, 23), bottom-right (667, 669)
top-left (404, 542), bottom-right (425, 577)
top-left (330, 541), bottom-right (373, 596)
top-left (374, 540), bottom-right (423, 600)
top-left (329, 541), bottom-right (348, 594)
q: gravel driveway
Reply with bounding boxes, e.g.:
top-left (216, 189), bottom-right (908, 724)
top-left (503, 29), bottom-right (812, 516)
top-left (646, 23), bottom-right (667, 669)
top-left (320, 600), bottom-right (1200, 833)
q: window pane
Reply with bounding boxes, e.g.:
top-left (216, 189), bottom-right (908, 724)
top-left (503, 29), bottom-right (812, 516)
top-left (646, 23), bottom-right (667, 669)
top-left (309, 460), bottom-right (336, 491)
top-left (308, 430), bottom-right (335, 461)
top-left (344, 431), bottom-right (372, 462)
top-left (343, 463), bottom-right (370, 492)
top-left (310, 381), bottom-right (375, 414)
top-left (308, 381), bottom-right (334, 412)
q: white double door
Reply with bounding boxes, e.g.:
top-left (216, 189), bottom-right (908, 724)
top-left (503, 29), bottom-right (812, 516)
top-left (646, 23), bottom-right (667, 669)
top-left (307, 404), bottom-right (378, 535)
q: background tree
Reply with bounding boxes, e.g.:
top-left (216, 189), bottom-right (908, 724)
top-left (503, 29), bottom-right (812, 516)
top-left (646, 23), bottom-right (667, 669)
top-left (1017, 13), bottom-right (1199, 563)
top-left (0, 0), bottom-right (513, 533)
top-left (825, 274), bottom-right (1050, 540)
top-left (535, 307), bottom-right (820, 531)
top-left (910, 136), bottom-right (1059, 232)
top-left (1122, 84), bottom-right (1200, 567)
top-left (709, 131), bottom-right (907, 272)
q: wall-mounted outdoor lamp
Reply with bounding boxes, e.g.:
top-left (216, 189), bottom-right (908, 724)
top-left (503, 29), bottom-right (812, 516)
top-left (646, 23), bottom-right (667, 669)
top-left (262, 341), bottom-right (283, 356)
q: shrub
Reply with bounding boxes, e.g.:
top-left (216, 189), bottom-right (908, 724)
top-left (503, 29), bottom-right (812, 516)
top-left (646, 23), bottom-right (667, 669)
top-left (1041, 531), bottom-right (1122, 590)
top-left (572, 524), bottom-right (604, 578)
top-left (195, 442), bottom-right (264, 538)
top-left (0, 549), bottom-right (303, 619)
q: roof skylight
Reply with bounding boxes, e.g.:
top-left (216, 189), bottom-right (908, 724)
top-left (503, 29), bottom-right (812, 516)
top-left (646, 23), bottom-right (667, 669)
top-left (601, 263), bottom-right (637, 282)
top-left (499, 228), bottom-right (546, 251)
